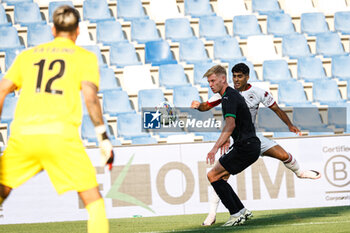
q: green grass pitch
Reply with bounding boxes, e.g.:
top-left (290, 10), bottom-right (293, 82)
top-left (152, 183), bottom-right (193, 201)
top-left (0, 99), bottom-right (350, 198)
top-left (0, 206), bottom-right (349, 233)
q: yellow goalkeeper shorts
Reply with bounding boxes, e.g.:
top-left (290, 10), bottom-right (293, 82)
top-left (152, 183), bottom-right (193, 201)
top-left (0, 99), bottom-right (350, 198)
top-left (0, 133), bottom-right (98, 194)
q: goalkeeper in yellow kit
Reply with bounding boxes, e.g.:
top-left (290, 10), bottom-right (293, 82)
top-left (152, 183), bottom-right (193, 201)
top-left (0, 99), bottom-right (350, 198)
top-left (0, 6), bottom-right (113, 233)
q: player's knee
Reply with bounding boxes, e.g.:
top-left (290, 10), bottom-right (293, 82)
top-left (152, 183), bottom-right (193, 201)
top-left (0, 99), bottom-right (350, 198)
top-left (207, 170), bottom-right (219, 183)
top-left (0, 184), bottom-right (12, 200)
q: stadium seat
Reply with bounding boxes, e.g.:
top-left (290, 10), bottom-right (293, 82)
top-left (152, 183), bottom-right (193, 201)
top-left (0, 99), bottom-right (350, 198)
top-left (199, 15), bottom-right (228, 40)
top-left (257, 107), bottom-right (289, 132)
top-left (14, 2), bottom-right (45, 26)
top-left (0, 95), bottom-right (18, 128)
top-left (193, 62), bottom-right (217, 87)
top-left (131, 135), bottom-right (157, 145)
top-left (195, 132), bottom-right (221, 141)
top-left (263, 59), bottom-right (292, 83)
top-left (99, 67), bottom-right (121, 93)
top-left (228, 59), bottom-right (259, 82)
top-left (48, 1), bottom-right (74, 22)
top-left (2, 0), bottom-right (32, 5)
top-left (0, 5), bottom-right (11, 26)
top-left (122, 65), bottom-right (157, 94)
top-left (158, 64), bottom-right (190, 88)
top-left (131, 19), bottom-right (161, 43)
top-left (247, 35), bottom-right (279, 63)
top-left (165, 18), bottom-right (195, 42)
top-left (316, 32), bottom-right (347, 58)
top-left (316, 0), bottom-right (350, 15)
top-left (282, 33), bottom-right (312, 59)
top-left (102, 89), bottom-right (135, 116)
top-left (293, 107), bottom-right (333, 132)
top-left (284, 0), bottom-right (317, 16)
top-left (216, 0), bottom-right (248, 19)
top-left (149, 0), bottom-right (182, 21)
top-left (83, 0), bottom-right (113, 23)
top-left (300, 12), bottom-right (329, 36)
top-left (334, 11), bottom-right (350, 35)
top-left (213, 37), bottom-right (243, 63)
top-left (138, 88), bottom-right (165, 111)
top-left (267, 13), bottom-right (295, 37)
top-left (297, 57), bottom-right (326, 82)
top-left (0, 27), bottom-right (23, 51)
top-left (27, 23), bottom-right (54, 47)
top-left (117, 113), bottom-right (149, 139)
top-left (145, 40), bottom-right (177, 66)
top-left (312, 79), bottom-right (346, 105)
top-left (5, 47), bottom-right (24, 71)
top-left (96, 20), bottom-right (126, 46)
top-left (233, 15), bottom-right (262, 39)
top-left (179, 38), bottom-right (211, 64)
top-left (277, 80), bottom-right (311, 106)
top-left (117, 0), bottom-right (148, 21)
top-left (252, 0), bottom-right (283, 15)
top-left (332, 55), bottom-right (350, 80)
top-left (75, 22), bottom-right (95, 46)
top-left (173, 86), bottom-right (201, 107)
top-left (109, 41), bottom-right (142, 68)
top-left (327, 106), bottom-right (347, 130)
top-left (184, 0), bottom-right (215, 18)
top-left (81, 115), bottom-right (118, 145)
top-left (82, 45), bottom-right (107, 68)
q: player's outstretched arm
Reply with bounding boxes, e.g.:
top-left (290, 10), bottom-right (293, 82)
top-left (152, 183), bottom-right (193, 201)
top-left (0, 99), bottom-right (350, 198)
top-left (270, 104), bottom-right (301, 134)
top-left (81, 81), bottom-right (114, 170)
top-left (0, 79), bottom-right (17, 116)
top-left (191, 100), bottom-right (212, 111)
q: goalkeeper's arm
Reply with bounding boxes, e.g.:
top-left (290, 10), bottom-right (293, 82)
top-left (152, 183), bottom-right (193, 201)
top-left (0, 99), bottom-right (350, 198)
top-left (81, 81), bottom-right (114, 170)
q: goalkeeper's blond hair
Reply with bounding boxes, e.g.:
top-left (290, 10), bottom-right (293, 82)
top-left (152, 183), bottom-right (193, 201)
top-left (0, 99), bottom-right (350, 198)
top-left (53, 5), bottom-right (80, 33)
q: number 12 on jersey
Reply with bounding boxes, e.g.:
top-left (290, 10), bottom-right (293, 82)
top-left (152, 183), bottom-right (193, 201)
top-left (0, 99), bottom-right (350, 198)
top-left (34, 59), bottom-right (65, 95)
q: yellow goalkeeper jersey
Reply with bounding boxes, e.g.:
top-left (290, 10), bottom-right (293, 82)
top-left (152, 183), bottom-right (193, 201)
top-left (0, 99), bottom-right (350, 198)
top-left (4, 37), bottom-right (100, 135)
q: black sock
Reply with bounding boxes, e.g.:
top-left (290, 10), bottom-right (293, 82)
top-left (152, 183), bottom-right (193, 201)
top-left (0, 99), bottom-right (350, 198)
top-left (211, 179), bottom-right (244, 215)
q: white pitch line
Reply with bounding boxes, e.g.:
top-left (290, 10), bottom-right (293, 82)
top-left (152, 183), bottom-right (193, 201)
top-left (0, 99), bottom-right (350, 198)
top-left (143, 220), bottom-right (350, 233)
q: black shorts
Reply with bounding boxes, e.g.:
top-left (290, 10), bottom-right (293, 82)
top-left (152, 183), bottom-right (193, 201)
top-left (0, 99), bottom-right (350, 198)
top-left (219, 137), bottom-right (261, 175)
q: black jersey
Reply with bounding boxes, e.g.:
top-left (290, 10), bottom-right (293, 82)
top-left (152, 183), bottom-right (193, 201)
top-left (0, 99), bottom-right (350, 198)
top-left (221, 86), bottom-right (257, 145)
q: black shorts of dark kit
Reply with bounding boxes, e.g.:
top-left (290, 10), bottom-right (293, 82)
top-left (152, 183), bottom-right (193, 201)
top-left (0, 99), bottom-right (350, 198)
top-left (219, 137), bottom-right (261, 175)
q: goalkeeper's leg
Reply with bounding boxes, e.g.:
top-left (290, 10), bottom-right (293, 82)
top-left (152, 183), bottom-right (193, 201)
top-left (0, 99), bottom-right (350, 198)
top-left (79, 187), bottom-right (109, 233)
top-left (0, 184), bottom-right (12, 205)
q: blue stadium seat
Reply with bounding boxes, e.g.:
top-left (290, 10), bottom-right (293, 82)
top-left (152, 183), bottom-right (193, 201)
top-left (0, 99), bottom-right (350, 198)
top-left (327, 106), bottom-right (347, 130)
top-left (0, 26), bottom-right (23, 51)
top-left (109, 41), bottom-right (142, 68)
top-left (252, 0), bottom-right (283, 15)
top-left (165, 18), bottom-right (195, 42)
top-left (102, 89), bottom-right (135, 116)
top-left (117, 113), bottom-right (149, 139)
top-left (293, 107), bottom-right (333, 133)
top-left (179, 38), bottom-right (211, 64)
top-left (312, 79), bottom-right (346, 105)
top-left (173, 86), bottom-right (201, 107)
top-left (233, 15), bottom-right (262, 39)
top-left (301, 12), bottom-right (329, 36)
top-left (199, 15), bottom-right (228, 40)
top-left (316, 32), bottom-right (347, 58)
top-left (27, 23), bottom-right (54, 47)
top-left (82, 45), bottom-right (107, 68)
top-left (195, 132), bottom-right (221, 141)
top-left (99, 67), bottom-right (121, 93)
top-left (2, 0), bottom-right (32, 6)
top-left (48, 1), bottom-right (74, 22)
top-left (0, 5), bottom-right (11, 26)
top-left (214, 37), bottom-right (243, 62)
top-left (263, 59), bottom-right (292, 83)
top-left (267, 13), bottom-right (295, 37)
top-left (158, 64), bottom-right (190, 88)
top-left (185, 0), bottom-right (215, 18)
top-left (131, 19), bottom-right (160, 43)
top-left (278, 80), bottom-right (311, 106)
top-left (257, 107), bottom-right (289, 132)
top-left (138, 88), bottom-right (165, 111)
top-left (145, 40), bottom-right (177, 66)
top-left (297, 57), bottom-right (326, 82)
top-left (96, 20), bottom-right (126, 46)
top-left (14, 2), bottom-right (45, 26)
top-left (332, 55), bottom-right (350, 80)
top-left (5, 47), bottom-right (24, 71)
top-left (334, 11), bottom-right (350, 35)
top-left (282, 33), bottom-right (312, 59)
top-left (0, 95), bottom-right (17, 128)
top-left (83, 0), bottom-right (113, 23)
top-left (228, 59), bottom-right (259, 82)
top-left (117, 0), bottom-right (148, 21)
top-left (193, 62), bottom-right (217, 87)
top-left (131, 136), bottom-right (157, 145)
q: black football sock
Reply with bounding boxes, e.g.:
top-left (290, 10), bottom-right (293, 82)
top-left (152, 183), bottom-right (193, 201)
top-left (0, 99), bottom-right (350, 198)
top-left (211, 179), bottom-right (242, 215)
